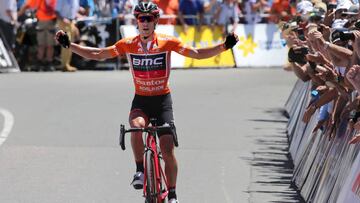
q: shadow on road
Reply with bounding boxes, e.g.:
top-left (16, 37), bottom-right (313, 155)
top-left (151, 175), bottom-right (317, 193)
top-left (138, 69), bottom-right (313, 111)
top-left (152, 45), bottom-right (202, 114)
top-left (244, 108), bottom-right (305, 203)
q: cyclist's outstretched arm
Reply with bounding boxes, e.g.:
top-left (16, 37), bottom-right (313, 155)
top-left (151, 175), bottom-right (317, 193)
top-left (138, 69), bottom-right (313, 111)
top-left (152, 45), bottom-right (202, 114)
top-left (55, 30), bottom-right (115, 61)
top-left (175, 33), bottom-right (239, 59)
top-left (182, 44), bottom-right (226, 59)
top-left (70, 43), bottom-right (115, 61)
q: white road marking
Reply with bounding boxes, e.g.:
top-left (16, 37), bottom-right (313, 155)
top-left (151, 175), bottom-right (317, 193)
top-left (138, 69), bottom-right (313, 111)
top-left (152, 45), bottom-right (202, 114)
top-left (0, 108), bottom-right (14, 146)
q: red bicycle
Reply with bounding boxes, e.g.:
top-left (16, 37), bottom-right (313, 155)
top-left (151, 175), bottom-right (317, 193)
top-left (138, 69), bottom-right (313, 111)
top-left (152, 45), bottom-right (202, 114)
top-left (120, 119), bottom-right (178, 203)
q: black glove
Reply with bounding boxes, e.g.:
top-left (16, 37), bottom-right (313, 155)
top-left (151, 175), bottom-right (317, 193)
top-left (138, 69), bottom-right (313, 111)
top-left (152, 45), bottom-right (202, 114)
top-left (58, 32), bottom-right (70, 48)
top-left (224, 33), bottom-right (238, 50)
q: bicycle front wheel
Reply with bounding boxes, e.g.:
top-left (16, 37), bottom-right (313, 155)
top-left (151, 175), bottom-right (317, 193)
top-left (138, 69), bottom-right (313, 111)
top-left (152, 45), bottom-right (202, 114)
top-left (145, 150), bottom-right (160, 203)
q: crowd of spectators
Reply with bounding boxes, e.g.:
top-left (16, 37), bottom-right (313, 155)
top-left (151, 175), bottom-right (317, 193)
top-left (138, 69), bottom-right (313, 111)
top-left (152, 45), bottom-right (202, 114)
top-left (281, 0), bottom-right (360, 144)
top-left (0, 0), bottom-right (297, 72)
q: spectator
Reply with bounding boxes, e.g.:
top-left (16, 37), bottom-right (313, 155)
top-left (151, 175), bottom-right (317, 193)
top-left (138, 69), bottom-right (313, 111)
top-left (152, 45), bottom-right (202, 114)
top-left (243, 0), bottom-right (270, 24)
top-left (203, 0), bottom-right (222, 25)
top-left (79, 0), bottom-right (95, 17)
top-left (296, 0), bottom-right (313, 16)
top-left (18, 0), bottom-right (57, 71)
top-left (55, 0), bottom-right (80, 72)
top-left (110, 0), bottom-right (136, 25)
top-left (17, 0), bottom-right (26, 10)
top-left (213, 0), bottom-right (240, 33)
top-left (153, 0), bottom-right (179, 24)
top-left (93, 0), bottom-right (114, 17)
top-left (334, 1), bottom-right (352, 20)
top-left (178, 0), bottom-right (204, 32)
top-left (342, 4), bottom-right (359, 28)
top-left (280, 0), bottom-right (360, 143)
top-left (0, 0), bottom-right (17, 49)
top-left (348, 31), bottom-right (360, 78)
top-left (269, 0), bottom-right (293, 24)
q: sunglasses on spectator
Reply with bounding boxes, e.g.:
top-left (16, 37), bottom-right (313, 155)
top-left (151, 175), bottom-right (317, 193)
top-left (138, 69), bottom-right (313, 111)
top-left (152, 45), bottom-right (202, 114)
top-left (137, 16), bottom-right (155, 23)
top-left (341, 13), bottom-right (348, 18)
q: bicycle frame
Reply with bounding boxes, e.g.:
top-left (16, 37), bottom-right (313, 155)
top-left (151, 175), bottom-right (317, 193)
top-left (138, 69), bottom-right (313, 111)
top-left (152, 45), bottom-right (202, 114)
top-left (119, 121), bottom-right (178, 203)
top-left (143, 131), bottom-right (169, 202)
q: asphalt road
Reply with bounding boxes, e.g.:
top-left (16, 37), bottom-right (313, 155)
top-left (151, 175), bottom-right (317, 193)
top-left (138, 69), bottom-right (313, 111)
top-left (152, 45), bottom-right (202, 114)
top-left (0, 68), bottom-right (301, 203)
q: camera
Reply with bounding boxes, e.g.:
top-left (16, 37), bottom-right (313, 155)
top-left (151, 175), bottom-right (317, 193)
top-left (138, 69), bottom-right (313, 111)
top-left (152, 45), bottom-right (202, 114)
top-left (339, 31), bottom-right (355, 41)
top-left (288, 47), bottom-right (309, 65)
top-left (355, 20), bottom-right (360, 30)
top-left (297, 28), bottom-right (306, 41)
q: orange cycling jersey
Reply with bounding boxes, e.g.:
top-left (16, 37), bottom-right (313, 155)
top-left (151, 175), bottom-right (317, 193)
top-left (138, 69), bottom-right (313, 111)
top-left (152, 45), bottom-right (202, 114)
top-left (110, 32), bottom-right (193, 96)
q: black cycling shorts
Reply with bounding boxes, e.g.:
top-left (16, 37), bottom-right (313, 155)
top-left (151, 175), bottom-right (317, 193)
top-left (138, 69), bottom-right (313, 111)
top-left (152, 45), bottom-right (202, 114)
top-left (130, 93), bottom-right (175, 136)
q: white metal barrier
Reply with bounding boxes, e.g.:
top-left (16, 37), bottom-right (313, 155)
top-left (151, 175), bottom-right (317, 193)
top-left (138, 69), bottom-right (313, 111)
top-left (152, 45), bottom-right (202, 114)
top-left (285, 80), bottom-right (360, 203)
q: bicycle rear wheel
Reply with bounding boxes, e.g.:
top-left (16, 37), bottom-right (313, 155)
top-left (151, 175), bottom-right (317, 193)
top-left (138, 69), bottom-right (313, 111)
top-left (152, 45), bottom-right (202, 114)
top-left (145, 150), bottom-right (160, 203)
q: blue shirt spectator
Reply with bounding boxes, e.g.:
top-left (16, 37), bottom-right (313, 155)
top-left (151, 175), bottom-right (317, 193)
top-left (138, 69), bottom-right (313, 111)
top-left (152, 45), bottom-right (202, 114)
top-left (55, 0), bottom-right (80, 20)
top-left (179, 0), bottom-right (204, 25)
top-left (17, 0), bottom-right (26, 10)
top-left (80, 0), bottom-right (95, 16)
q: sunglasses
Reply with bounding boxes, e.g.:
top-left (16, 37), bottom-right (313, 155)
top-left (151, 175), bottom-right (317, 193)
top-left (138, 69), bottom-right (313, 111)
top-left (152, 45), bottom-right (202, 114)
top-left (137, 16), bottom-right (155, 23)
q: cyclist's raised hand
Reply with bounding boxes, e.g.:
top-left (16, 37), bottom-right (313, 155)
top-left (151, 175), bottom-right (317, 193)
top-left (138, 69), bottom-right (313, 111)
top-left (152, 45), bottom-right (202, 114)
top-left (224, 32), bottom-right (239, 50)
top-left (55, 30), bottom-right (71, 49)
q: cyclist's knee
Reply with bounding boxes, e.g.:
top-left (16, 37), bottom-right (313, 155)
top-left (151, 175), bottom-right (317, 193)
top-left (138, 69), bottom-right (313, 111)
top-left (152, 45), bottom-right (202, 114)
top-left (130, 117), bottom-right (146, 128)
top-left (129, 109), bottom-right (148, 126)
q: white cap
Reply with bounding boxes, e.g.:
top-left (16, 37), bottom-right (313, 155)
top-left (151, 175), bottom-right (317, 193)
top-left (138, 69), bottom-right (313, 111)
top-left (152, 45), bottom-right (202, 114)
top-left (296, 1), bottom-right (314, 14)
top-left (343, 4), bottom-right (359, 15)
top-left (336, 1), bottom-right (353, 11)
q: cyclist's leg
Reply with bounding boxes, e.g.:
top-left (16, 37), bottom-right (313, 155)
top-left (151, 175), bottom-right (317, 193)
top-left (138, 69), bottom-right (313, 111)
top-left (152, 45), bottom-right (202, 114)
top-left (159, 134), bottom-right (177, 188)
top-left (129, 109), bottom-right (148, 189)
top-left (155, 94), bottom-right (178, 200)
top-left (129, 109), bottom-right (148, 164)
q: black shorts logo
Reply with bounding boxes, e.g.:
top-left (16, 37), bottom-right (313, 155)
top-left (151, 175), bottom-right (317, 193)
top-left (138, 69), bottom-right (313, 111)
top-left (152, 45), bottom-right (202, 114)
top-left (130, 53), bottom-right (166, 71)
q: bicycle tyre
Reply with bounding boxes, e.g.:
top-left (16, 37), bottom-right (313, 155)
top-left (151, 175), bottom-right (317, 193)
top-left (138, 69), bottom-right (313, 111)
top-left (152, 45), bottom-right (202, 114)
top-left (145, 150), bottom-right (159, 203)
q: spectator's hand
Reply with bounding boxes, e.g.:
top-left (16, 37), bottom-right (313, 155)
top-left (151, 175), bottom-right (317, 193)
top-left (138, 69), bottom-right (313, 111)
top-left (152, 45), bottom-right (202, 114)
top-left (306, 52), bottom-right (328, 65)
top-left (314, 65), bottom-right (329, 81)
top-left (349, 132), bottom-right (360, 144)
top-left (354, 120), bottom-right (360, 131)
top-left (346, 65), bottom-right (360, 92)
top-left (340, 104), bottom-right (353, 121)
top-left (312, 119), bottom-right (327, 133)
top-left (316, 85), bottom-right (328, 94)
top-left (352, 31), bottom-right (360, 59)
top-left (224, 32), bottom-right (239, 50)
top-left (62, 18), bottom-right (72, 25)
top-left (303, 105), bottom-right (317, 123)
top-left (286, 32), bottom-right (307, 48)
top-left (323, 10), bottom-right (335, 27)
top-left (326, 114), bottom-right (337, 139)
top-left (315, 65), bottom-right (337, 82)
top-left (319, 24), bottom-right (331, 41)
top-left (55, 30), bottom-right (70, 48)
top-left (308, 30), bottom-right (326, 52)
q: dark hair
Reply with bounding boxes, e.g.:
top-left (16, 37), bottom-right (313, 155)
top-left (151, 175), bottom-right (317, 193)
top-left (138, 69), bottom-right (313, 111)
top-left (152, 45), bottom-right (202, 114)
top-left (133, 2), bottom-right (160, 18)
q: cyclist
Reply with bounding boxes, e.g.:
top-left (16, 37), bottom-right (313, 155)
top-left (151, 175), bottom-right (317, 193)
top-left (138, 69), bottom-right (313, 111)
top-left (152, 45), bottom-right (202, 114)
top-left (55, 2), bottom-right (238, 202)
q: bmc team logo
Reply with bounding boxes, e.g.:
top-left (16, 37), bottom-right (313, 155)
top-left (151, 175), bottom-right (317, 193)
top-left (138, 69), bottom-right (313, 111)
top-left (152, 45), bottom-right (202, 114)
top-left (130, 53), bottom-right (167, 71)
